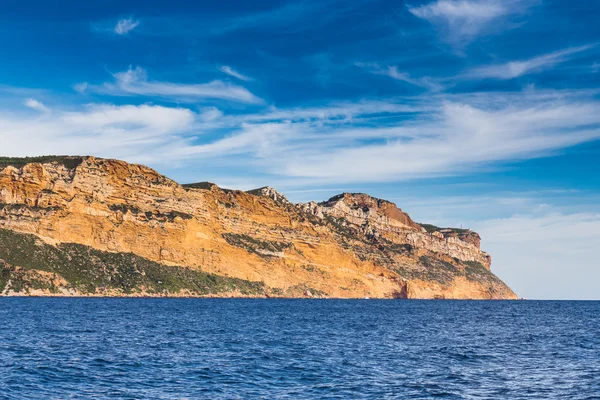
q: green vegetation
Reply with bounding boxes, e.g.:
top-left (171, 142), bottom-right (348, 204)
top-left (0, 228), bottom-right (266, 296)
top-left (165, 211), bottom-right (194, 220)
top-left (109, 204), bottom-right (142, 214)
top-left (182, 181), bottom-right (217, 190)
top-left (284, 283), bottom-right (328, 297)
top-left (394, 256), bottom-right (460, 285)
top-left (464, 260), bottom-right (487, 277)
top-left (218, 200), bottom-right (236, 209)
top-left (322, 214), bottom-right (413, 266)
top-left (418, 223), bottom-right (471, 234)
top-left (0, 156), bottom-right (84, 171)
top-left (463, 260), bottom-right (510, 296)
top-left (245, 187), bottom-right (290, 207)
top-left (301, 264), bottom-right (317, 273)
top-left (379, 240), bottom-right (413, 256)
top-left (300, 264), bottom-right (329, 277)
top-left (109, 204), bottom-right (193, 221)
top-left (222, 233), bottom-right (292, 259)
top-left (268, 287), bottom-right (285, 297)
top-left (324, 193), bottom-right (346, 203)
top-left (464, 261), bottom-right (502, 284)
top-left (0, 262), bottom-right (10, 292)
top-left (0, 203), bottom-right (62, 213)
top-left (245, 187), bottom-right (268, 196)
top-left (419, 223), bottom-right (440, 233)
top-left (324, 215), bottom-right (361, 240)
top-left (0, 265), bottom-right (60, 294)
top-left (298, 211), bottom-right (323, 226)
top-left (394, 256), bottom-right (508, 291)
top-left (340, 236), bottom-right (413, 267)
top-left (183, 182), bottom-right (237, 194)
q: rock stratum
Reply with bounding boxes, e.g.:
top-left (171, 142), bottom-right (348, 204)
top-left (0, 156), bottom-right (516, 299)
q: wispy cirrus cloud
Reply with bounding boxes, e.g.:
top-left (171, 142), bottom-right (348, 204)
top-left (0, 103), bottom-right (196, 163)
top-left (218, 66), bottom-right (253, 82)
top-left (4, 89), bottom-right (600, 187)
top-left (73, 82), bottom-right (88, 94)
top-left (273, 96), bottom-right (600, 183)
top-left (357, 45), bottom-right (595, 89)
top-left (465, 45), bottom-right (596, 80)
top-left (384, 67), bottom-right (443, 91)
top-left (240, 100), bottom-right (426, 123)
top-left (355, 62), bottom-right (444, 91)
top-left (77, 66), bottom-right (263, 104)
top-left (139, 90), bottom-right (600, 185)
top-left (408, 0), bottom-right (535, 47)
top-left (114, 17), bottom-right (139, 35)
top-left (23, 98), bottom-right (50, 113)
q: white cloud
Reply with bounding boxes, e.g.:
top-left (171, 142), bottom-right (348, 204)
top-left (10, 99), bottom-right (600, 300)
top-left (385, 67), bottom-right (443, 91)
top-left (218, 66), bottom-right (253, 82)
top-left (241, 100), bottom-right (426, 123)
top-left (197, 107), bottom-right (224, 122)
top-left (383, 192), bottom-right (600, 300)
top-left (81, 66), bottom-right (263, 104)
top-left (271, 95), bottom-right (600, 183)
top-left (61, 104), bottom-right (194, 134)
top-left (356, 62), bottom-right (444, 91)
top-left (4, 89), bottom-right (600, 188)
top-left (476, 211), bottom-right (600, 300)
top-left (73, 82), bottom-right (88, 93)
top-left (96, 90), bottom-right (598, 188)
top-left (114, 18), bottom-right (139, 35)
top-left (170, 122), bottom-right (301, 159)
top-left (0, 103), bottom-right (197, 163)
top-left (467, 45), bottom-right (594, 80)
top-left (408, 0), bottom-right (533, 46)
top-left (23, 98), bottom-right (49, 113)
top-left (3, 93), bottom-right (600, 301)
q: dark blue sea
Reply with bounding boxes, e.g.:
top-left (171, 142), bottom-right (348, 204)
top-left (0, 299), bottom-right (598, 399)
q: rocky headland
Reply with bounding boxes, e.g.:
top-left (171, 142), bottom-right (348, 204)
top-left (0, 156), bottom-right (516, 299)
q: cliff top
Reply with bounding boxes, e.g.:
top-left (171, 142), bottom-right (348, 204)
top-left (419, 223), bottom-right (472, 235)
top-left (320, 192), bottom-right (422, 230)
top-left (182, 181), bottom-right (218, 190)
top-left (246, 186), bottom-right (290, 204)
top-left (0, 156), bottom-right (86, 171)
top-left (0, 154), bottom-right (511, 298)
top-left (0, 155), bottom-right (478, 237)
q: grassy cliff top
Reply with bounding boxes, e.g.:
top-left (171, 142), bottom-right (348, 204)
top-left (419, 223), bottom-right (473, 235)
top-left (0, 156), bottom-right (85, 171)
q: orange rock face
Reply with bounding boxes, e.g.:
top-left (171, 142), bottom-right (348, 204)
top-left (0, 156), bottom-right (517, 299)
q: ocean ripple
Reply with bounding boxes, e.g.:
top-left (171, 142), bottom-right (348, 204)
top-left (0, 299), bottom-right (598, 399)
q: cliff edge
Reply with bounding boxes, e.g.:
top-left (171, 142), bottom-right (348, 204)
top-left (0, 156), bottom-right (516, 299)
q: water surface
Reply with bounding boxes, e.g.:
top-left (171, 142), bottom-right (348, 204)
top-left (0, 299), bottom-right (598, 399)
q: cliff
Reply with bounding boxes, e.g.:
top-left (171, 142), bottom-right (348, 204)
top-left (0, 156), bottom-right (516, 299)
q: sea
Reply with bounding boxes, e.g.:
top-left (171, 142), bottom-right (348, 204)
top-left (0, 299), bottom-right (598, 399)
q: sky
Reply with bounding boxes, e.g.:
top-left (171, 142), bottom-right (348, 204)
top-left (1, 0), bottom-right (599, 299)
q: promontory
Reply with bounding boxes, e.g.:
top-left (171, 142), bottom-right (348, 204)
top-left (0, 156), bottom-right (516, 299)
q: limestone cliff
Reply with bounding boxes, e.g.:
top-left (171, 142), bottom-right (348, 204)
top-left (0, 156), bottom-right (516, 299)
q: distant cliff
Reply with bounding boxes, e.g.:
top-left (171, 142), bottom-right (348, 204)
top-left (0, 156), bottom-right (516, 299)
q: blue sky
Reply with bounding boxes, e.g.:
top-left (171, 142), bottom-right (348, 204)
top-left (1, 0), bottom-right (599, 299)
